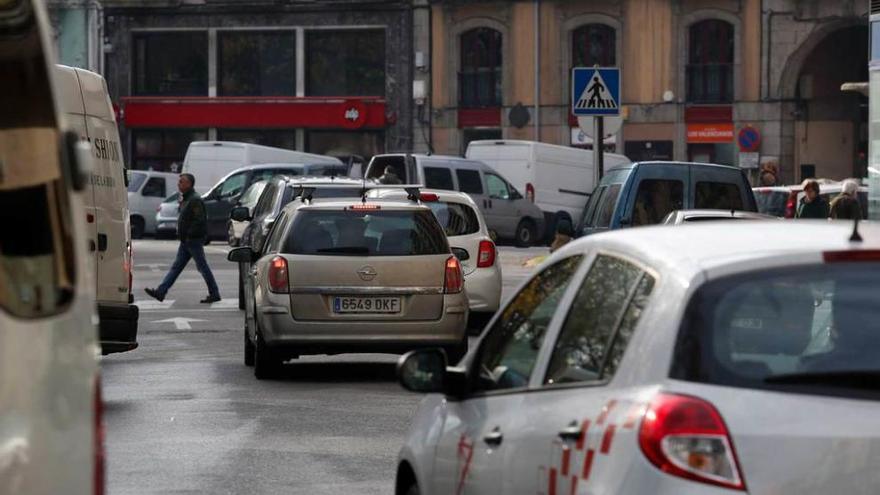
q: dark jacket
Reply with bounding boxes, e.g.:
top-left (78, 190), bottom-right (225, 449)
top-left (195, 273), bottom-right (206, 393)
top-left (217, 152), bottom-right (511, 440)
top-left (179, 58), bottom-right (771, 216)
top-left (829, 194), bottom-right (862, 220)
top-left (177, 189), bottom-right (208, 241)
top-left (796, 196), bottom-right (829, 219)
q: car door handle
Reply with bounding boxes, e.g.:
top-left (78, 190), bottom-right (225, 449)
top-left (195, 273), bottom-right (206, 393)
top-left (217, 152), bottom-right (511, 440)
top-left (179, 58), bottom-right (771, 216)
top-left (483, 427), bottom-right (503, 447)
top-left (558, 422), bottom-right (583, 443)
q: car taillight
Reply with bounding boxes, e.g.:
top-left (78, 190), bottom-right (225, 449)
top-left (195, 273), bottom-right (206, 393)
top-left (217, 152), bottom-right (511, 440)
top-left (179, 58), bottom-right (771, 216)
top-left (477, 240), bottom-right (496, 268)
top-left (268, 256), bottom-right (289, 293)
top-left (126, 242), bottom-right (133, 293)
top-left (785, 192), bottom-right (797, 218)
top-left (639, 393), bottom-right (745, 491)
top-left (823, 249), bottom-right (880, 262)
top-left (94, 376), bottom-right (105, 495)
top-left (526, 183), bottom-right (535, 203)
top-left (444, 256), bottom-right (463, 294)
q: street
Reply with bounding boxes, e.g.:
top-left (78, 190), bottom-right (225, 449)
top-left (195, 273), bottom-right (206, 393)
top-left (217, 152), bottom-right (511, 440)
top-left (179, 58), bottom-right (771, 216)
top-left (103, 240), bottom-right (545, 495)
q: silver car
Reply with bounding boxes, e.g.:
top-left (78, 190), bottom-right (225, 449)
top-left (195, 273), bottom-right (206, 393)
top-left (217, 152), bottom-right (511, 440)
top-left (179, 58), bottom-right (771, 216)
top-left (228, 192), bottom-right (469, 379)
top-left (154, 193), bottom-right (179, 238)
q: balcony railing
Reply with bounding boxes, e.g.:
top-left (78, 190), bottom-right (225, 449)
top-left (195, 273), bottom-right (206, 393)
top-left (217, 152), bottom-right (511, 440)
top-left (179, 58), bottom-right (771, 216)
top-left (686, 63), bottom-right (733, 104)
top-left (458, 69), bottom-right (502, 108)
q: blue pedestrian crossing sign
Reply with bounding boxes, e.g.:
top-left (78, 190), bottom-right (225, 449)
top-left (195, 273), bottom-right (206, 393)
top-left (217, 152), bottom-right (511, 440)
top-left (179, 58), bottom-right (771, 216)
top-left (572, 67), bottom-right (620, 117)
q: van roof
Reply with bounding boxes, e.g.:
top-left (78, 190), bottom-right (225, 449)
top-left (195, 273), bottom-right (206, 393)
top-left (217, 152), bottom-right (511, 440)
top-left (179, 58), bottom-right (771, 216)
top-left (373, 153), bottom-right (473, 162)
top-left (606, 160), bottom-right (744, 173)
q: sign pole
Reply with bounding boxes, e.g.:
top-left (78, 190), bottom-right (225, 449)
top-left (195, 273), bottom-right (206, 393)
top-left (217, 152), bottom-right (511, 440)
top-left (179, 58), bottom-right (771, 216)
top-left (594, 116), bottom-right (604, 182)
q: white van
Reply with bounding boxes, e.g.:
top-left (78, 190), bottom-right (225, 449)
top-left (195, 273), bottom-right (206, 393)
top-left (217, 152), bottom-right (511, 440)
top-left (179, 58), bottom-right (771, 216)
top-left (128, 170), bottom-right (178, 238)
top-left (466, 139), bottom-right (630, 232)
top-left (182, 141), bottom-right (344, 195)
top-left (55, 65), bottom-right (138, 354)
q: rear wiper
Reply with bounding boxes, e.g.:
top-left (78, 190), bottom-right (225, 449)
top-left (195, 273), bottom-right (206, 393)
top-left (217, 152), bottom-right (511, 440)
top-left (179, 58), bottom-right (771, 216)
top-left (316, 246), bottom-right (370, 254)
top-left (764, 370), bottom-right (880, 390)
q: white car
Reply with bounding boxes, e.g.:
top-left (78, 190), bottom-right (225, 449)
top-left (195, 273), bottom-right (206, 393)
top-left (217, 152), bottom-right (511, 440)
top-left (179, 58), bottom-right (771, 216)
top-left (395, 221), bottom-right (880, 495)
top-left (127, 170), bottom-right (178, 238)
top-left (369, 188), bottom-right (502, 323)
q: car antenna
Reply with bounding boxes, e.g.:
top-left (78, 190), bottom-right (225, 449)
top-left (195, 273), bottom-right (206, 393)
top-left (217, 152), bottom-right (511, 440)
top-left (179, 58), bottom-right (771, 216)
top-left (850, 217), bottom-right (863, 243)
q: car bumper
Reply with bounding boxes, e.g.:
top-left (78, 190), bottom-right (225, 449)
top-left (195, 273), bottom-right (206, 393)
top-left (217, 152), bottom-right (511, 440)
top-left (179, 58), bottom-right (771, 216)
top-left (463, 265), bottom-right (502, 313)
top-left (98, 302), bottom-right (139, 355)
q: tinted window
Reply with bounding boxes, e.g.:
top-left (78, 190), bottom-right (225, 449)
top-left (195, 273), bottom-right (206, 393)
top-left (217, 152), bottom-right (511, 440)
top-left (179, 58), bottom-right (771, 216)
top-left (240, 181), bottom-right (268, 209)
top-left (306, 30), bottom-right (385, 96)
top-left (486, 173), bottom-right (510, 200)
top-left (545, 255), bottom-right (650, 385)
top-left (695, 182), bottom-right (744, 210)
top-left (426, 202), bottom-right (480, 236)
top-left (456, 169), bottom-right (484, 194)
top-left (672, 265), bottom-right (880, 398)
top-left (755, 190), bottom-right (789, 217)
top-left (142, 177), bottom-right (166, 198)
top-left (472, 256), bottom-right (583, 392)
top-left (217, 173), bottom-right (247, 199)
top-left (424, 167), bottom-right (454, 190)
top-left (218, 31), bottom-right (295, 96)
top-left (632, 179), bottom-right (684, 226)
top-left (128, 172), bottom-right (147, 192)
top-left (133, 32), bottom-right (208, 96)
top-left (283, 210), bottom-right (448, 256)
top-left (594, 184), bottom-right (622, 228)
top-left (252, 183), bottom-right (277, 218)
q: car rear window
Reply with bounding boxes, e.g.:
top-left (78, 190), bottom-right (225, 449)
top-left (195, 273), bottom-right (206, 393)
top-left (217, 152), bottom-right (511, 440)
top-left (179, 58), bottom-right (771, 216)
top-left (426, 201), bottom-right (480, 236)
top-left (128, 171), bottom-right (147, 192)
top-left (695, 182), bottom-right (744, 210)
top-left (755, 190), bottom-right (789, 216)
top-left (283, 209), bottom-right (449, 256)
top-left (672, 264), bottom-right (880, 398)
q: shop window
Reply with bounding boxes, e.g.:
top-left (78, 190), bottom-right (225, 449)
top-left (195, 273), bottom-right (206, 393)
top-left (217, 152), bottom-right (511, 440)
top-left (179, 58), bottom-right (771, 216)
top-left (459, 27), bottom-right (502, 108)
top-left (217, 129), bottom-right (296, 151)
top-left (687, 20), bottom-right (734, 103)
top-left (572, 24), bottom-right (616, 68)
top-left (306, 130), bottom-right (384, 161)
top-left (219, 31), bottom-right (295, 96)
top-left (133, 129), bottom-right (207, 172)
top-left (306, 30), bottom-right (385, 97)
top-left (133, 32), bottom-right (208, 96)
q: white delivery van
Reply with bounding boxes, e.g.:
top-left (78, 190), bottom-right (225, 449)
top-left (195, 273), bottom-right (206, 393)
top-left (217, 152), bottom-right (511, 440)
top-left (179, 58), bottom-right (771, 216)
top-left (1, 2), bottom-right (104, 492)
top-left (466, 139), bottom-right (630, 235)
top-left (55, 64), bottom-right (138, 354)
top-left (127, 170), bottom-right (178, 238)
top-left (183, 141), bottom-right (344, 195)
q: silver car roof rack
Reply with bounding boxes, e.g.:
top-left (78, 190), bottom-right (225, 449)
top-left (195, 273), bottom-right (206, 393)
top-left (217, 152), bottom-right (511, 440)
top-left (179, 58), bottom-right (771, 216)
top-left (296, 184), bottom-right (423, 203)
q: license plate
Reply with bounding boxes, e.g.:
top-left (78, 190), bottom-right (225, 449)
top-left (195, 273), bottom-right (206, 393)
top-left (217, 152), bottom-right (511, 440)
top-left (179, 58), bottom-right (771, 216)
top-left (333, 296), bottom-right (401, 314)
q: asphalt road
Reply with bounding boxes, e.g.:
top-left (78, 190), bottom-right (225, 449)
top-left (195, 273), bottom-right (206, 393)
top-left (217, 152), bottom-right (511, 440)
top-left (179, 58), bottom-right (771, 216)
top-left (103, 240), bottom-right (546, 495)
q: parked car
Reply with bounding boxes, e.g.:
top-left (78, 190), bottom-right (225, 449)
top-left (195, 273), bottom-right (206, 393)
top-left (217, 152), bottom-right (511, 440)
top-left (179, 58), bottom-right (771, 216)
top-left (228, 190), bottom-right (469, 379)
top-left (466, 139), bottom-right (630, 238)
top-left (155, 193), bottom-right (181, 239)
top-left (227, 180), bottom-right (268, 247)
top-left (395, 221), bottom-right (880, 495)
top-left (754, 181), bottom-right (869, 219)
top-left (661, 209), bottom-right (778, 225)
top-left (368, 188), bottom-right (502, 329)
top-left (127, 170), bottom-right (178, 238)
top-left (576, 161), bottom-right (757, 237)
top-left (182, 141), bottom-right (343, 195)
top-left (365, 154), bottom-right (545, 246)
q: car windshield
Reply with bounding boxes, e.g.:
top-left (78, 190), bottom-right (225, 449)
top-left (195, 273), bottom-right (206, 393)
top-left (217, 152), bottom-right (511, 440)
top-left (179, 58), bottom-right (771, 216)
top-left (425, 201), bottom-right (480, 236)
top-left (128, 171), bottom-right (147, 192)
top-left (240, 181), bottom-right (267, 207)
top-left (283, 209), bottom-right (448, 256)
top-left (672, 264), bottom-right (880, 397)
top-left (755, 190), bottom-right (789, 216)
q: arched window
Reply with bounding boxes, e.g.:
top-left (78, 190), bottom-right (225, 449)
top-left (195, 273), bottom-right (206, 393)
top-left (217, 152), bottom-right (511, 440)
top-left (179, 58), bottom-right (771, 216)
top-left (459, 27), bottom-right (502, 108)
top-left (687, 19), bottom-right (734, 103)
top-left (572, 24), bottom-right (616, 68)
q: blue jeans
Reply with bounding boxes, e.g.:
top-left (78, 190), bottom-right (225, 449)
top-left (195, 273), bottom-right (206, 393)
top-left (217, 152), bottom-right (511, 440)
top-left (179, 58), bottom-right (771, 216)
top-left (156, 240), bottom-right (220, 298)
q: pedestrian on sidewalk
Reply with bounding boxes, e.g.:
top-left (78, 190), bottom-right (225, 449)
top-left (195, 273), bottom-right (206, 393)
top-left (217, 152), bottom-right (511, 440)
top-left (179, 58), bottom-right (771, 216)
top-left (829, 179), bottom-right (862, 220)
top-left (795, 179), bottom-right (828, 219)
top-left (145, 173), bottom-right (221, 304)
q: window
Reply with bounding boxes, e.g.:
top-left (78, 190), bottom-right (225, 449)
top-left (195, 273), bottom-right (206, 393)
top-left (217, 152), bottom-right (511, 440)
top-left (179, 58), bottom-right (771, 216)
top-left (217, 173), bottom-right (247, 199)
top-left (426, 202), bottom-right (480, 236)
top-left (572, 24), bottom-right (616, 68)
top-left (240, 181), bottom-right (269, 210)
top-left (472, 256), bottom-right (583, 392)
top-left (459, 28), bottom-right (502, 108)
top-left (142, 177), bottom-right (166, 198)
top-left (631, 179), bottom-right (684, 226)
top-left (486, 173), bottom-right (510, 200)
top-left (217, 129), bottom-right (296, 151)
top-left (695, 182), bottom-right (743, 210)
top-left (218, 31), bottom-right (295, 96)
top-left (424, 167), bottom-right (454, 190)
top-left (264, 212), bottom-right (290, 253)
top-left (132, 129), bottom-right (207, 172)
top-left (594, 184), bottom-right (622, 228)
top-left (128, 171), bottom-right (147, 192)
top-left (252, 182), bottom-right (278, 219)
top-left (545, 255), bottom-right (653, 385)
top-left (687, 20), bottom-right (734, 103)
top-left (456, 169), bottom-right (484, 194)
top-left (306, 30), bottom-right (385, 96)
top-left (133, 32), bottom-right (208, 96)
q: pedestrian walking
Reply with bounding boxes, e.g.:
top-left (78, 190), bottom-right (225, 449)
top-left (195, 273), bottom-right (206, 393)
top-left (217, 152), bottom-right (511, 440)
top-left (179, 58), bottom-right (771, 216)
top-left (829, 179), bottom-right (862, 220)
top-left (795, 179), bottom-right (829, 219)
top-left (378, 166), bottom-right (402, 184)
top-left (145, 173), bottom-right (221, 303)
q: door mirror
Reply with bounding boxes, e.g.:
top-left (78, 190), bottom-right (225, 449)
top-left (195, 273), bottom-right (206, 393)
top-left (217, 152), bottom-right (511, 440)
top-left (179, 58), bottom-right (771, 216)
top-left (227, 246), bottom-right (258, 263)
top-left (230, 206), bottom-right (251, 222)
top-left (397, 349), bottom-right (448, 393)
top-left (451, 247), bottom-right (470, 261)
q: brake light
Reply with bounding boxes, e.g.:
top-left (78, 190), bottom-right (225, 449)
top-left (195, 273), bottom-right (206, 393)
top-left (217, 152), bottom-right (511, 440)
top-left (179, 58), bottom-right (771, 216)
top-left (526, 183), bottom-right (535, 203)
top-left (126, 242), bottom-right (133, 293)
top-left (823, 249), bottom-right (880, 262)
top-left (420, 193), bottom-right (439, 202)
top-left (268, 256), bottom-right (289, 293)
top-left (444, 256), bottom-right (463, 294)
top-left (477, 240), bottom-right (496, 268)
top-left (349, 204), bottom-right (381, 211)
top-left (94, 376), bottom-right (105, 495)
top-left (639, 393), bottom-right (745, 491)
top-left (784, 191), bottom-right (797, 218)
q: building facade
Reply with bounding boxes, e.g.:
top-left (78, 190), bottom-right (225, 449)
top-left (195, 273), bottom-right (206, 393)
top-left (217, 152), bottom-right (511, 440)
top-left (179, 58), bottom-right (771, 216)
top-left (101, 0), bottom-right (415, 172)
top-left (427, 0), bottom-right (868, 184)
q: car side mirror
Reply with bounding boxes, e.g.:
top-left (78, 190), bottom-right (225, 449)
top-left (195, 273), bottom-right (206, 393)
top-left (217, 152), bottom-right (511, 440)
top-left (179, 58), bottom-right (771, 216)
top-left (230, 206), bottom-right (251, 222)
top-left (451, 247), bottom-right (469, 261)
top-left (397, 349), bottom-right (468, 398)
top-left (227, 246), bottom-right (257, 263)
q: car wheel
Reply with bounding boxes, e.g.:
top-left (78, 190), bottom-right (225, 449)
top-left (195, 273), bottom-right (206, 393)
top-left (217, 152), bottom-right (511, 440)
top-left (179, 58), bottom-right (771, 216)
top-left (244, 327), bottom-right (255, 367)
top-left (403, 483), bottom-right (420, 495)
top-left (130, 216), bottom-right (145, 240)
top-left (444, 336), bottom-right (468, 365)
top-left (253, 332), bottom-right (278, 380)
top-left (515, 219), bottom-right (537, 248)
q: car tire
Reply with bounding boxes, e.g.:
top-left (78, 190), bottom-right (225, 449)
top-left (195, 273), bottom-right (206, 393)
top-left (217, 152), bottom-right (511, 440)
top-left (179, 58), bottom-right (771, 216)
top-left (444, 336), bottom-right (468, 365)
top-left (403, 483), bottom-right (420, 495)
top-left (130, 216), bottom-right (145, 240)
top-left (515, 219), bottom-right (537, 248)
top-left (244, 327), bottom-right (255, 367)
top-left (253, 332), bottom-right (278, 380)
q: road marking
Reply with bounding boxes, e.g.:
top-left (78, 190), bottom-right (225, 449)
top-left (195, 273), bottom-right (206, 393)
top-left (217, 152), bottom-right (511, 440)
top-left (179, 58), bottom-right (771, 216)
top-left (152, 317), bottom-right (207, 330)
top-left (134, 263), bottom-right (165, 273)
top-left (134, 299), bottom-right (175, 311)
top-left (210, 299), bottom-right (239, 310)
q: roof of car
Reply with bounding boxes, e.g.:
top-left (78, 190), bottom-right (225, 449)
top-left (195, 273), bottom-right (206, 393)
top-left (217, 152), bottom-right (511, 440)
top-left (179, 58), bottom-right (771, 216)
top-left (368, 188), bottom-right (480, 206)
top-left (606, 160), bottom-right (744, 173)
top-left (280, 196), bottom-right (432, 214)
top-left (557, 221), bottom-right (880, 279)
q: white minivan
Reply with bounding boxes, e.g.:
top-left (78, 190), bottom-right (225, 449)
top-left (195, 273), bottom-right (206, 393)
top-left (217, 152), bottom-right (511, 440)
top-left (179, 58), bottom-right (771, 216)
top-left (127, 170), bottom-right (178, 238)
top-left (55, 64), bottom-right (138, 354)
top-left (183, 141), bottom-right (344, 195)
top-left (466, 139), bottom-right (630, 235)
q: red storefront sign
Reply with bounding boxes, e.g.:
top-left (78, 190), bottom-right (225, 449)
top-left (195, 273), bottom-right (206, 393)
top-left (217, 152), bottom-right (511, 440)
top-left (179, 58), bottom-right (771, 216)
top-left (120, 97), bottom-right (387, 129)
top-left (687, 123), bottom-right (734, 143)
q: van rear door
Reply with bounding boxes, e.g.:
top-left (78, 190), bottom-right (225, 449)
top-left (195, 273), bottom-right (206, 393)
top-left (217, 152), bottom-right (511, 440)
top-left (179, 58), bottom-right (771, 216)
top-left (621, 163), bottom-right (689, 227)
top-left (690, 165), bottom-right (758, 212)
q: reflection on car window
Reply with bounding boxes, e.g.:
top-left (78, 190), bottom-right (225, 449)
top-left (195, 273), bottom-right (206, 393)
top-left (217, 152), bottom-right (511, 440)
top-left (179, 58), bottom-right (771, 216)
top-left (128, 171), bottom-right (147, 192)
top-left (632, 179), bottom-right (684, 226)
top-left (218, 172), bottom-right (247, 198)
top-left (142, 177), bottom-right (166, 197)
top-left (240, 181), bottom-right (268, 209)
top-left (486, 173), bottom-right (509, 200)
top-left (695, 182), bottom-right (743, 210)
top-left (426, 202), bottom-right (480, 236)
top-left (472, 256), bottom-right (583, 393)
top-left (594, 184), bottom-right (621, 228)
